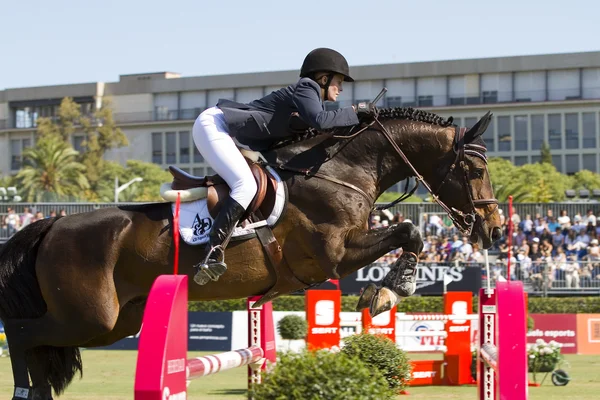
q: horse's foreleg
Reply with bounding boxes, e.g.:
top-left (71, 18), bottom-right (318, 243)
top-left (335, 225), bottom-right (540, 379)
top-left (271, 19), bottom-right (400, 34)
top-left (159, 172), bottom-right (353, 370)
top-left (339, 222), bottom-right (424, 317)
top-left (339, 222), bottom-right (420, 269)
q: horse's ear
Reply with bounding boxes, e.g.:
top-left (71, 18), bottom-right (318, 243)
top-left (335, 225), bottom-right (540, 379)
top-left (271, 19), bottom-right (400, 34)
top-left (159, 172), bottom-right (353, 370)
top-left (465, 111), bottom-right (493, 143)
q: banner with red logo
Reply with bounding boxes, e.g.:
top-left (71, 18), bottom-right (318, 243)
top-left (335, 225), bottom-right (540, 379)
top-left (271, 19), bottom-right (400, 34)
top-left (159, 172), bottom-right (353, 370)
top-left (306, 290), bottom-right (341, 350)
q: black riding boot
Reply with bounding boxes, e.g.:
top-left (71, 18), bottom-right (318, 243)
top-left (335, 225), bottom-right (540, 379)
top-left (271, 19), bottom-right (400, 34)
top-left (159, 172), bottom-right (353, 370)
top-left (193, 196), bottom-right (246, 285)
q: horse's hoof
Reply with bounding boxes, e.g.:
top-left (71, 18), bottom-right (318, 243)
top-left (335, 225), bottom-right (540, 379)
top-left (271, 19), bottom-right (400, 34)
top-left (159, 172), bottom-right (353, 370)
top-left (370, 287), bottom-right (400, 317)
top-left (356, 283), bottom-right (377, 311)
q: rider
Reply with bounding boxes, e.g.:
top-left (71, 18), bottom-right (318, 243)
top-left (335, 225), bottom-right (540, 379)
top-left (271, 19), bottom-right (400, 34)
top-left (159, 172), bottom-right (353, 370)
top-left (191, 47), bottom-right (377, 285)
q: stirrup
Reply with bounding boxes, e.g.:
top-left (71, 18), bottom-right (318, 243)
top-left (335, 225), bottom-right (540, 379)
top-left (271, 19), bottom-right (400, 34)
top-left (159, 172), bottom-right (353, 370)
top-left (193, 245), bottom-right (228, 285)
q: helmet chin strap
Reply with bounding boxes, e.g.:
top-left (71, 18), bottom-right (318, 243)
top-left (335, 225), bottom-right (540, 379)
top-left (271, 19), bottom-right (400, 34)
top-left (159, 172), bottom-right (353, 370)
top-left (316, 73), bottom-right (335, 102)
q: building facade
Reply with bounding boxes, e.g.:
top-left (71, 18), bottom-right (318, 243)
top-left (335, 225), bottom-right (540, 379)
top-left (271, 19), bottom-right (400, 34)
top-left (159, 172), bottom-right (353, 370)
top-left (1, 51), bottom-right (600, 180)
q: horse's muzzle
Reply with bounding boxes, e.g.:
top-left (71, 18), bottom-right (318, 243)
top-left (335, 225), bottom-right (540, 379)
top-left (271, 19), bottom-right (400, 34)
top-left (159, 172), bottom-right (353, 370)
top-left (491, 226), bottom-right (503, 243)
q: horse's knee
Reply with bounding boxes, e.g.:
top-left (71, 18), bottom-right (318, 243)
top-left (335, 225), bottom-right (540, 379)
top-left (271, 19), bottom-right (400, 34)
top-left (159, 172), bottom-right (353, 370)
top-left (403, 223), bottom-right (423, 253)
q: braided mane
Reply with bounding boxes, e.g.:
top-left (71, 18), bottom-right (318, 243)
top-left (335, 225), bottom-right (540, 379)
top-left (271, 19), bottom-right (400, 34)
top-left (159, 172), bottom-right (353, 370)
top-left (269, 107), bottom-right (455, 151)
top-left (376, 107), bottom-right (454, 127)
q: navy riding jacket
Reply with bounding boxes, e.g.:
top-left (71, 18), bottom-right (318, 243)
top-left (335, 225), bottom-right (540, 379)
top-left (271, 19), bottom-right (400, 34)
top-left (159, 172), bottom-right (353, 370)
top-left (216, 78), bottom-right (359, 151)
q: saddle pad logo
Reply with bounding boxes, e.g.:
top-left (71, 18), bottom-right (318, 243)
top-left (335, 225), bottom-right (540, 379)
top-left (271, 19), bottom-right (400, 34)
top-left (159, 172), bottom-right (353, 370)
top-left (192, 214), bottom-right (212, 237)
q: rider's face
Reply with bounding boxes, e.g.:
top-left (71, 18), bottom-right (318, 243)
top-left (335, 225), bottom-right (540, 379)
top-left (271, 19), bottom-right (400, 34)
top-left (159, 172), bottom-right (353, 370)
top-left (316, 73), bottom-right (344, 101)
top-left (326, 74), bottom-right (344, 101)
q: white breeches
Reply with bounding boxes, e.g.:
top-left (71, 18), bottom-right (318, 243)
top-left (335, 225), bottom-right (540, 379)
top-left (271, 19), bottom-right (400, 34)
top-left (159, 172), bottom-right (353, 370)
top-left (192, 107), bottom-right (258, 210)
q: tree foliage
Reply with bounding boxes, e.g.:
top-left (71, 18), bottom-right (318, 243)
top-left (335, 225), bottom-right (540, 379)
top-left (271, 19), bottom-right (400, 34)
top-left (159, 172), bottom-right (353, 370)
top-left (15, 134), bottom-right (89, 202)
top-left (540, 141), bottom-right (552, 165)
top-left (488, 157), bottom-right (577, 203)
top-left (12, 97), bottom-right (169, 202)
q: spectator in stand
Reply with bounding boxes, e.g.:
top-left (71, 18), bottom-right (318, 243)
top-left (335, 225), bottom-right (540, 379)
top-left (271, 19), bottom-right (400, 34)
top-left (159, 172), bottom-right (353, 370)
top-left (459, 236), bottom-right (473, 259)
top-left (470, 243), bottom-right (484, 263)
top-left (522, 214), bottom-right (533, 240)
top-left (513, 226), bottom-right (527, 248)
top-left (565, 230), bottom-right (578, 257)
top-left (565, 254), bottom-right (581, 289)
top-left (540, 238), bottom-right (553, 258)
top-left (370, 215), bottom-right (381, 228)
top-left (545, 208), bottom-right (554, 223)
top-left (572, 214), bottom-right (587, 233)
top-left (539, 227), bottom-right (553, 246)
top-left (59, 209), bottom-right (67, 217)
top-left (552, 245), bottom-right (567, 286)
top-left (552, 227), bottom-right (564, 251)
top-left (32, 211), bottom-right (44, 222)
top-left (558, 209), bottom-right (571, 234)
top-left (534, 216), bottom-right (547, 237)
top-left (516, 248), bottom-right (532, 280)
top-left (547, 217), bottom-right (560, 234)
top-left (584, 209), bottom-right (597, 227)
top-left (20, 207), bottom-right (34, 229)
top-left (575, 230), bottom-right (591, 258)
top-left (5, 208), bottom-right (20, 236)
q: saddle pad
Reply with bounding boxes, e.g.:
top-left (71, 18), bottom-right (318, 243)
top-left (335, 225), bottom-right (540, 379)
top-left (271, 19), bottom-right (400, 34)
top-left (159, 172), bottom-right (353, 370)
top-left (172, 167), bottom-right (286, 245)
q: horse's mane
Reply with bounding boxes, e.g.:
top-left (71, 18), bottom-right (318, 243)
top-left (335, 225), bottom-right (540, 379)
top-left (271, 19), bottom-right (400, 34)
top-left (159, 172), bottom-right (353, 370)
top-left (269, 106), bottom-right (456, 152)
top-left (376, 107), bottom-right (455, 127)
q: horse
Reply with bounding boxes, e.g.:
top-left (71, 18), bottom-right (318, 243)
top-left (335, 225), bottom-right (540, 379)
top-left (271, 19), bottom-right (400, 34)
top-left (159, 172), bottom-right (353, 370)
top-left (0, 106), bottom-right (501, 400)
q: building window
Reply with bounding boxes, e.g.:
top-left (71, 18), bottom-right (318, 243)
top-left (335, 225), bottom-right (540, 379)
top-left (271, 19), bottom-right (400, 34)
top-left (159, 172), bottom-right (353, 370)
top-left (497, 116), bottom-right (511, 152)
top-left (531, 115), bottom-right (545, 150)
top-left (482, 91), bottom-right (498, 104)
top-left (72, 135), bottom-right (86, 152)
top-left (531, 156), bottom-right (541, 164)
top-left (565, 113), bottom-right (579, 149)
top-left (514, 156), bottom-right (528, 166)
top-left (193, 143), bottom-right (204, 163)
top-left (565, 154), bottom-right (579, 175)
top-left (386, 96), bottom-right (403, 107)
top-left (10, 138), bottom-right (31, 170)
top-left (514, 116), bottom-right (528, 151)
top-left (165, 132), bottom-right (176, 164)
top-left (465, 117), bottom-right (477, 128)
top-left (583, 112), bottom-right (597, 148)
top-left (552, 155), bottom-right (563, 172)
top-left (548, 114), bottom-right (562, 150)
top-left (418, 96), bottom-right (433, 107)
top-left (193, 168), bottom-right (204, 176)
top-left (179, 131), bottom-right (190, 163)
top-left (152, 132), bottom-right (163, 164)
top-left (583, 154), bottom-right (597, 172)
top-left (482, 118), bottom-right (495, 152)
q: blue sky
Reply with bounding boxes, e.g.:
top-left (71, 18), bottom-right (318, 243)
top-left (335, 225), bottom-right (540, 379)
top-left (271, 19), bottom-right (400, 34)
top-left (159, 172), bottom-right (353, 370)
top-left (1, 0), bottom-right (598, 90)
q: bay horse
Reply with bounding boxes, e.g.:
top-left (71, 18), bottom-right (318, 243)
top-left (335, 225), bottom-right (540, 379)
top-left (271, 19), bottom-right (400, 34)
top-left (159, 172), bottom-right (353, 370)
top-left (0, 107), bottom-right (501, 400)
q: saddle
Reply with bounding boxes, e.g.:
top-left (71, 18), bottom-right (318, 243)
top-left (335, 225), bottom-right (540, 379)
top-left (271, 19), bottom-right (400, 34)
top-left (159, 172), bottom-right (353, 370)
top-left (160, 149), bottom-right (279, 222)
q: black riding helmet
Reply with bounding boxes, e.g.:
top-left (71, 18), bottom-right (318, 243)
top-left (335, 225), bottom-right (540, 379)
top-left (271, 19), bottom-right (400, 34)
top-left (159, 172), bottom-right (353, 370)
top-left (300, 48), bottom-right (354, 101)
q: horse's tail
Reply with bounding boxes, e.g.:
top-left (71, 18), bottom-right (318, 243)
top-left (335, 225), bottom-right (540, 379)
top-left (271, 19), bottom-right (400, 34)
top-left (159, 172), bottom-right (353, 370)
top-left (0, 217), bottom-right (83, 396)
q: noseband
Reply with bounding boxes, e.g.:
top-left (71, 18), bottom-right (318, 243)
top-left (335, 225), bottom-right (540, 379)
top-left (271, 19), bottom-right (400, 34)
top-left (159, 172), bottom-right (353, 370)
top-left (372, 119), bottom-right (498, 237)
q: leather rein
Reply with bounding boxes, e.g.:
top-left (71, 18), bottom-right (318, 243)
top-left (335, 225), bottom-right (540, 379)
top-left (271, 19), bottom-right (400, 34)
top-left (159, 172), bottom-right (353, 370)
top-left (265, 116), bottom-right (498, 237)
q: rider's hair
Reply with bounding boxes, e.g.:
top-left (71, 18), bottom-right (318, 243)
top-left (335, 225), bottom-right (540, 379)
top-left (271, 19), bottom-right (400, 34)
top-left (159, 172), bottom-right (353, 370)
top-left (377, 107), bottom-right (454, 127)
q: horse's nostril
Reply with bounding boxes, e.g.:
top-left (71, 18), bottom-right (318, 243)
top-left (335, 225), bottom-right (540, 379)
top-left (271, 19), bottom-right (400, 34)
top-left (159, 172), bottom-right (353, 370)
top-left (491, 227), bottom-right (503, 242)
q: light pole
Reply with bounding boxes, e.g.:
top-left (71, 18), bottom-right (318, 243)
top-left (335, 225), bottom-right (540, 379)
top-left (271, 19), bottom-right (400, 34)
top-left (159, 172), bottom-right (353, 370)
top-left (114, 177), bottom-right (143, 203)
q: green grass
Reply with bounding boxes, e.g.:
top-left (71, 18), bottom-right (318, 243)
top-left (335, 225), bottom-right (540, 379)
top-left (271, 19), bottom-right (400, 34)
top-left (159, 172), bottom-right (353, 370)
top-left (0, 351), bottom-right (598, 399)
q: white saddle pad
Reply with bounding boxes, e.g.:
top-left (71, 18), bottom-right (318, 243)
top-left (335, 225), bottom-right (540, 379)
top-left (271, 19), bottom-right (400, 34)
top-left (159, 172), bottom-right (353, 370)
top-left (172, 167), bottom-right (286, 245)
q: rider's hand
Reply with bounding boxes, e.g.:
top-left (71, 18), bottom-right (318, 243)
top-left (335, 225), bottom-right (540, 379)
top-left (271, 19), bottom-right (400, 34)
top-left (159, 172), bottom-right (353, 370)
top-left (355, 101), bottom-right (378, 120)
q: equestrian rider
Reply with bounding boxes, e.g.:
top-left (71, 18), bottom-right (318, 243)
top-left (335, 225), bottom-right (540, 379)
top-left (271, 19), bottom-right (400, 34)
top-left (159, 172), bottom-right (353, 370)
top-left (191, 47), bottom-right (377, 285)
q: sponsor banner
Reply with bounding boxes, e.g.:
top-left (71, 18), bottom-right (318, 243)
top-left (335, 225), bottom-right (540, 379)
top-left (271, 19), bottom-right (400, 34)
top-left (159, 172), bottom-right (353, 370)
top-left (317, 264), bottom-right (481, 295)
top-left (188, 312), bottom-right (233, 351)
top-left (98, 312), bottom-right (233, 351)
top-left (306, 290), bottom-right (341, 350)
top-left (527, 314), bottom-right (577, 354)
top-left (576, 314), bottom-right (600, 355)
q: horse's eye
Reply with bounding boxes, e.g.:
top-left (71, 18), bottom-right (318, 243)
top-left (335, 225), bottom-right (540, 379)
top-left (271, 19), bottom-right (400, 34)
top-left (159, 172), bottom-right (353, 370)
top-left (473, 168), bottom-right (485, 179)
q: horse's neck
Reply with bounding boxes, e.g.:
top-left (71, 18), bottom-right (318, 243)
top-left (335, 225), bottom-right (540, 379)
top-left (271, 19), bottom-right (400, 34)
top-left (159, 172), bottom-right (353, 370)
top-left (337, 121), bottom-right (454, 199)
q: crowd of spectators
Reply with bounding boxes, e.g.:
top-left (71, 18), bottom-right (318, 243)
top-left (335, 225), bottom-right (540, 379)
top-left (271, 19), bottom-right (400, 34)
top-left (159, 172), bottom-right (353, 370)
top-left (1, 208), bottom-right (67, 237)
top-left (370, 207), bottom-right (600, 289)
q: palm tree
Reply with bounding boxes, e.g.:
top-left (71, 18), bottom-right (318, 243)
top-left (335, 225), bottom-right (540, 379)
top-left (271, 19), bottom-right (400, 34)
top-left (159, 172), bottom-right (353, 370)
top-left (15, 136), bottom-right (89, 202)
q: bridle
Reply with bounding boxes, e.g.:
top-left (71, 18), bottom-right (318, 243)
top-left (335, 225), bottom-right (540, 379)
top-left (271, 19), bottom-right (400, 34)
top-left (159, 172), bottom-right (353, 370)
top-left (265, 115), bottom-right (499, 237)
